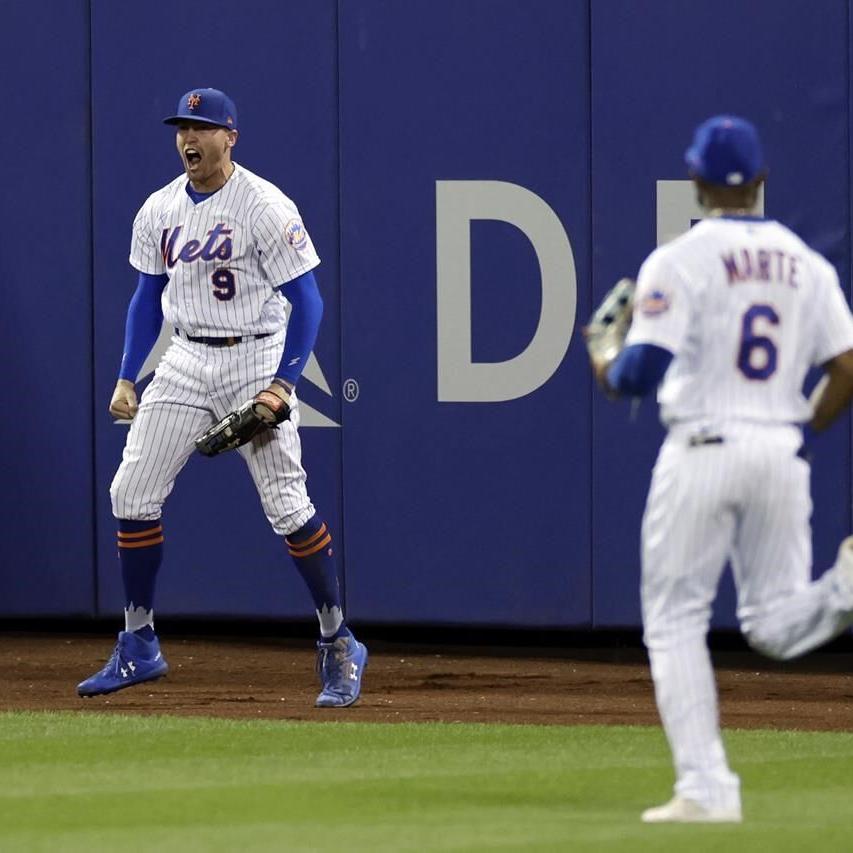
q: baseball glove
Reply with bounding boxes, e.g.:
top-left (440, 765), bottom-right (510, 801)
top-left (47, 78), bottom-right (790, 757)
top-left (195, 390), bottom-right (291, 457)
top-left (584, 277), bottom-right (636, 365)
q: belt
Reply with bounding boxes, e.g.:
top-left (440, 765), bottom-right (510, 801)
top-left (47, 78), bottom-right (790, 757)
top-left (687, 433), bottom-right (808, 461)
top-left (175, 328), bottom-right (272, 347)
top-left (687, 434), bottom-right (724, 447)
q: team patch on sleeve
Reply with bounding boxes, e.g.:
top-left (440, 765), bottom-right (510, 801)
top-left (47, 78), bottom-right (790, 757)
top-left (284, 218), bottom-right (308, 250)
top-left (639, 287), bottom-right (671, 317)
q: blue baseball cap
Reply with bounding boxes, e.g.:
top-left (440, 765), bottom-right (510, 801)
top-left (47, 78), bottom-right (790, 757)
top-left (685, 115), bottom-right (764, 186)
top-left (163, 88), bottom-right (238, 130)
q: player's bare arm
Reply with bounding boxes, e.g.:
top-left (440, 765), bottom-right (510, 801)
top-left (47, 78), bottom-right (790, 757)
top-left (810, 348), bottom-right (853, 432)
top-left (588, 350), bottom-right (613, 393)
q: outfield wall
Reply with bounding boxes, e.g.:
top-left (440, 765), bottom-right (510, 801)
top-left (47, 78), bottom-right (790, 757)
top-left (1, 0), bottom-right (851, 629)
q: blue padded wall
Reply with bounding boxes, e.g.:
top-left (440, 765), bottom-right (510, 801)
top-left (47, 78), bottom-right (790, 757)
top-left (0, 0), bottom-right (94, 615)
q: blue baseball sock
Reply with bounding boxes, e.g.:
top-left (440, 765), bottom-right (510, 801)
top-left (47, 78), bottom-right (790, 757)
top-left (117, 518), bottom-right (164, 642)
top-left (286, 514), bottom-right (351, 641)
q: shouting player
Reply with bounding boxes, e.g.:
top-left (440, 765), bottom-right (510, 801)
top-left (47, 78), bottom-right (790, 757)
top-left (589, 115), bottom-right (853, 822)
top-left (77, 87), bottom-right (367, 708)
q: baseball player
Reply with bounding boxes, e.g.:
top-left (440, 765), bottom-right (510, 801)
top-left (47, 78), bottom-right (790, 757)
top-left (77, 87), bottom-right (367, 708)
top-left (588, 115), bottom-right (853, 822)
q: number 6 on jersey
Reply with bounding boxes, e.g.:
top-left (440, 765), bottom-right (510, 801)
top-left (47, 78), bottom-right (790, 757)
top-left (738, 303), bottom-right (779, 380)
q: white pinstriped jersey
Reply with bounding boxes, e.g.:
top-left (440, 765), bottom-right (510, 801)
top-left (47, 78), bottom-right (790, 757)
top-left (626, 217), bottom-right (853, 426)
top-left (129, 163), bottom-right (320, 336)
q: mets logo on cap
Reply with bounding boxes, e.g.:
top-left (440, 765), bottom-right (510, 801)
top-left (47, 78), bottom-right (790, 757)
top-left (187, 93), bottom-right (202, 110)
top-left (284, 218), bottom-right (308, 250)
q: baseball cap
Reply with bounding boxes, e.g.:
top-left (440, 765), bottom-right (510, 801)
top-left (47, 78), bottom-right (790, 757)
top-left (163, 88), bottom-right (238, 130)
top-left (685, 115), bottom-right (764, 186)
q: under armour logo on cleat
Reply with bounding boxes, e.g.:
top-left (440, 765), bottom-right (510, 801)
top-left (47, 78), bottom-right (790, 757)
top-left (348, 663), bottom-right (359, 680)
top-left (128, 661), bottom-right (136, 673)
top-left (120, 667), bottom-right (128, 678)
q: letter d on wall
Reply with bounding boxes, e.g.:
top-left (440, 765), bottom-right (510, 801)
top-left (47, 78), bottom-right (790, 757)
top-left (436, 181), bottom-right (576, 402)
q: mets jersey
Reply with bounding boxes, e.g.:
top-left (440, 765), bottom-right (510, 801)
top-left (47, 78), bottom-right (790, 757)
top-left (626, 217), bottom-right (853, 426)
top-left (129, 163), bottom-right (320, 336)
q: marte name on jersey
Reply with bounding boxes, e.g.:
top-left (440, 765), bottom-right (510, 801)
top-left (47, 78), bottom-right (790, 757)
top-left (721, 247), bottom-right (800, 288)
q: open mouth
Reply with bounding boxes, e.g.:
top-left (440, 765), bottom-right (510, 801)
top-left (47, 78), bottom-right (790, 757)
top-left (184, 148), bottom-right (202, 168)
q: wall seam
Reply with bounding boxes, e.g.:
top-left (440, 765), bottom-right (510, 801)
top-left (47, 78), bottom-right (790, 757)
top-left (845, 0), bottom-right (853, 529)
top-left (87, 0), bottom-right (99, 618)
top-left (587, 0), bottom-right (595, 629)
top-left (335, 0), bottom-right (348, 609)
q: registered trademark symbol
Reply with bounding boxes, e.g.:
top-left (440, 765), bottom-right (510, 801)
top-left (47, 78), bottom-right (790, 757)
top-left (343, 378), bottom-right (360, 402)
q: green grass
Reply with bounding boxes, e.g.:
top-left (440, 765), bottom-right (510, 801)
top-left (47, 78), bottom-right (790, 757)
top-left (1, 713), bottom-right (852, 852)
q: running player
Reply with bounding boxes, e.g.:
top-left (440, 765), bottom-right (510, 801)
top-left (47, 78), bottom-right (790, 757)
top-left (77, 87), bottom-right (367, 708)
top-left (590, 114), bottom-right (853, 822)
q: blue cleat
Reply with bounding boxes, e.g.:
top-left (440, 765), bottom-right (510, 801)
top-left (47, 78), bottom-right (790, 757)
top-left (315, 635), bottom-right (368, 708)
top-left (77, 631), bottom-right (169, 697)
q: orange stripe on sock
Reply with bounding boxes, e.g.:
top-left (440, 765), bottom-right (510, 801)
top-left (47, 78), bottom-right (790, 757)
top-left (117, 525), bottom-right (163, 540)
top-left (288, 534), bottom-right (332, 558)
top-left (285, 523), bottom-right (327, 550)
top-left (118, 535), bottom-right (164, 549)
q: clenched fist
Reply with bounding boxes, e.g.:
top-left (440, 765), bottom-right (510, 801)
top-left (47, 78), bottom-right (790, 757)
top-left (109, 379), bottom-right (139, 420)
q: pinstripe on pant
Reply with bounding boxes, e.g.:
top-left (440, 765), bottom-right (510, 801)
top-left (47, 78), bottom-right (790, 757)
top-left (110, 330), bottom-right (314, 535)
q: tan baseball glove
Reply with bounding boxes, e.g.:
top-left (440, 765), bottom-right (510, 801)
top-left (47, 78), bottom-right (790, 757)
top-left (584, 278), bottom-right (636, 367)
